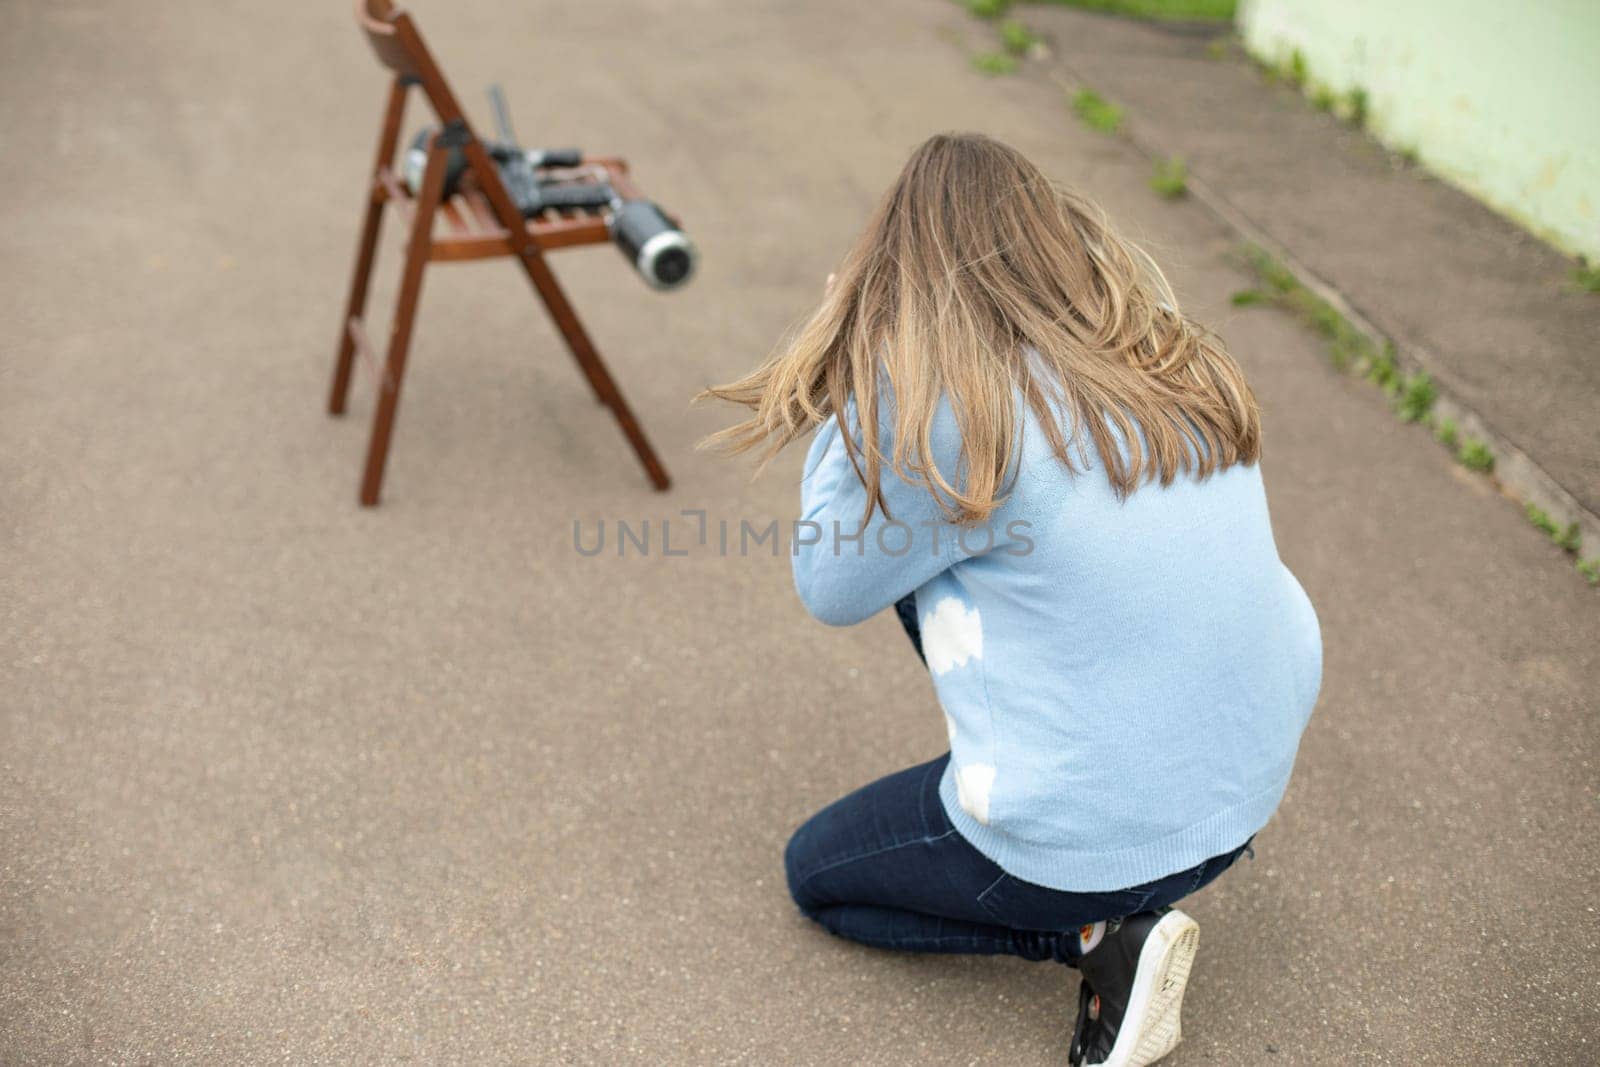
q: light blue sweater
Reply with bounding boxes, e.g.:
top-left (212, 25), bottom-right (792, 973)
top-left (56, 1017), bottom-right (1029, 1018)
top-left (793, 394), bottom-right (1321, 892)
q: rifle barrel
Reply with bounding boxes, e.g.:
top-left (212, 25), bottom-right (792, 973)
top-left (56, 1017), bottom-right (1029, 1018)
top-left (487, 84), bottom-right (516, 145)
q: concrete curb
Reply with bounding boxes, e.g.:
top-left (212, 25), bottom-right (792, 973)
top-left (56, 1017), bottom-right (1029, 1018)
top-left (1042, 67), bottom-right (1600, 567)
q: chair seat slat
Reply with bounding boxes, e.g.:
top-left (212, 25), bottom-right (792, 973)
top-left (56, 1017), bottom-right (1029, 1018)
top-left (428, 214), bottom-right (611, 262)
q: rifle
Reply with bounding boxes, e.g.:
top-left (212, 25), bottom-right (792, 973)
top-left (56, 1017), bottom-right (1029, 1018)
top-left (402, 86), bottom-right (696, 290)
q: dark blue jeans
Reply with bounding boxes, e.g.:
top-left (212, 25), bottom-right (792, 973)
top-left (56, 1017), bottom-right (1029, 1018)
top-left (782, 595), bottom-right (1249, 963)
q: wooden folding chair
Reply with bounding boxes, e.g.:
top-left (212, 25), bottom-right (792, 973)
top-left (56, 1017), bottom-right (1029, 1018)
top-left (329, 0), bottom-right (671, 505)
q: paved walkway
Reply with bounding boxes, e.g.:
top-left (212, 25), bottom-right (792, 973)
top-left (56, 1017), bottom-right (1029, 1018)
top-left (2, 1), bottom-right (1595, 1064)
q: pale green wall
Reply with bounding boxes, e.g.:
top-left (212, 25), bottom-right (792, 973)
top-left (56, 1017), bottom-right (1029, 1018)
top-left (1238, 0), bottom-right (1600, 260)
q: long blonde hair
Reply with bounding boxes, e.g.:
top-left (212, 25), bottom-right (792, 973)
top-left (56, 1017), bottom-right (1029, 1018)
top-left (700, 132), bottom-right (1261, 524)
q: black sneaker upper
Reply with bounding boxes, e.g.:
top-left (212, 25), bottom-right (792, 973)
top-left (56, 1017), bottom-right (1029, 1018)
top-left (1068, 911), bottom-right (1166, 1067)
top-left (1069, 980), bottom-right (1115, 1067)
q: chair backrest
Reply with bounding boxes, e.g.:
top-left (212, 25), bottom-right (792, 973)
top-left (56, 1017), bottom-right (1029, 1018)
top-left (354, 0), bottom-right (468, 125)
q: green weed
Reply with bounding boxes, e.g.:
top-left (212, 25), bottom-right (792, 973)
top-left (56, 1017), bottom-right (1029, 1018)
top-left (1362, 345), bottom-right (1401, 394)
top-left (1458, 438), bottom-right (1494, 473)
top-left (1528, 505), bottom-right (1583, 554)
top-left (1238, 247), bottom-right (1480, 475)
top-left (1236, 245), bottom-right (1375, 372)
top-left (1395, 372), bottom-right (1436, 423)
top-left (1345, 87), bottom-right (1369, 127)
top-left (1526, 504), bottom-right (1560, 538)
top-left (1311, 85), bottom-right (1336, 112)
top-left (1578, 558), bottom-right (1600, 585)
top-left (999, 19), bottom-right (1038, 55)
top-left (971, 51), bottom-right (1020, 75)
top-left (1286, 49), bottom-right (1308, 88)
top-left (1556, 523), bottom-right (1582, 554)
top-left (1033, 0), bottom-right (1237, 20)
top-left (1243, 246), bottom-right (1298, 295)
top-left (1073, 88), bottom-right (1124, 133)
top-left (966, 0), bottom-right (1010, 19)
top-left (1572, 259), bottom-right (1600, 293)
top-left (1149, 156), bottom-right (1188, 199)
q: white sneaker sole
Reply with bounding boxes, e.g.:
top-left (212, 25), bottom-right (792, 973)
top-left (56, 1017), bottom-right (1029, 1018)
top-left (1094, 910), bottom-right (1201, 1067)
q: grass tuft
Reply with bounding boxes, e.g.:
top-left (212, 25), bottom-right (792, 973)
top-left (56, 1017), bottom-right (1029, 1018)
top-left (1524, 504), bottom-right (1578, 553)
top-left (1525, 505), bottom-right (1583, 560)
top-left (1572, 258), bottom-right (1600, 293)
top-left (1361, 345), bottom-right (1401, 394)
top-left (1434, 417), bottom-right (1459, 449)
top-left (1072, 88), bottom-right (1124, 133)
top-left (1148, 156), bottom-right (1188, 199)
top-left (1236, 245), bottom-right (1374, 371)
top-left (1578, 558), bottom-right (1600, 585)
top-left (1285, 48), bottom-right (1308, 88)
top-left (1311, 85), bottom-right (1336, 112)
top-left (1526, 504), bottom-right (1559, 537)
top-left (965, 0), bottom-right (1010, 19)
top-left (1458, 438), bottom-right (1494, 473)
top-left (1345, 87), bottom-right (1369, 127)
top-left (970, 51), bottom-right (1020, 75)
top-left (1396, 373), bottom-right (1436, 423)
top-left (1033, 0), bottom-right (1237, 20)
top-left (999, 18), bottom-right (1038, 55)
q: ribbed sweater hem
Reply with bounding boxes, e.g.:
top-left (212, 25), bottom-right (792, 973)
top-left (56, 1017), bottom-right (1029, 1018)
top-left (938, 761), bottom-right (1293, 893)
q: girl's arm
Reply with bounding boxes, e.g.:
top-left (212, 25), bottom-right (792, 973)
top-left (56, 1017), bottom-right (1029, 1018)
top-left (791, 413), bottom-right (971, 627)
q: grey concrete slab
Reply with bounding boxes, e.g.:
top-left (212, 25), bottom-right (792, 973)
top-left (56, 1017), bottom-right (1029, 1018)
top-left (1, 2), bottom-right (1596, 1064)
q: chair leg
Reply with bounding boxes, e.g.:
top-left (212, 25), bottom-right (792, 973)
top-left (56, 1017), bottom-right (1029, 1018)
top-left (329, 193), bottom-right (386, 415)
top-left (512, 253), bottom-right (672, 491)
top-left (453, 134), bottom-right (672, 492)
top-left (330, 78), bottom-right (408, 417)
top-left (358, 140), bottom-right (448, 507)
top-left (357, 267), bottom-right (423, 506)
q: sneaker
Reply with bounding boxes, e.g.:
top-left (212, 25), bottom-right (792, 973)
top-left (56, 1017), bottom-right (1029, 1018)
top-left (1068, 909), bottom-right (1201, 1067)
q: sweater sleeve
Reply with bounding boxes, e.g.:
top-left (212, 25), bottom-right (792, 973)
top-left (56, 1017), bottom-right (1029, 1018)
top-left (791, 408), bottom-right (975, 627)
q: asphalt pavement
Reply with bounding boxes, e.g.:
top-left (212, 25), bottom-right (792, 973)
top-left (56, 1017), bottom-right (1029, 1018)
top-left (2, 2), bottom-right (1596, 1063)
